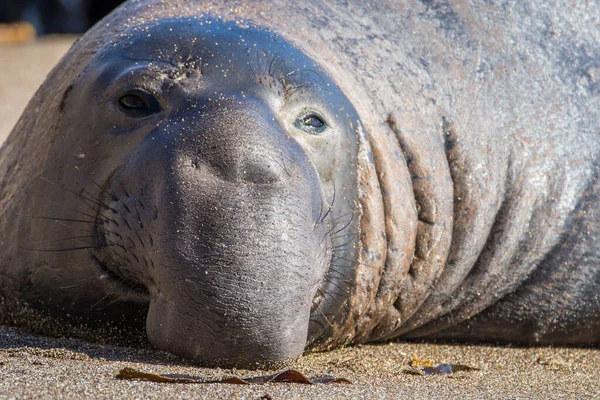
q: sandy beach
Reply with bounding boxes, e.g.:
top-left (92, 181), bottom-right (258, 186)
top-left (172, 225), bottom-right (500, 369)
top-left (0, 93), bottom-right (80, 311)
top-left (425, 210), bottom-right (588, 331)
top-left (2, 325), bottom-right (599, 399)
top-left (1, 36), bottom-right (599, 399)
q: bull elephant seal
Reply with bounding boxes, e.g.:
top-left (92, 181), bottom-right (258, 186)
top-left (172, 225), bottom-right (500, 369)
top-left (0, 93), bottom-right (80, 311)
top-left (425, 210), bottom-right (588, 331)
top-left (1, 0), bottom-right (599, 366)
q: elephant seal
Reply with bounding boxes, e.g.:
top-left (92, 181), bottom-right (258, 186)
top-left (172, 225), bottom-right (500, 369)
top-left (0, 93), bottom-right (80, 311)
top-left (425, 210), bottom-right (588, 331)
top-left (1, 0), bottom-right (599, 366)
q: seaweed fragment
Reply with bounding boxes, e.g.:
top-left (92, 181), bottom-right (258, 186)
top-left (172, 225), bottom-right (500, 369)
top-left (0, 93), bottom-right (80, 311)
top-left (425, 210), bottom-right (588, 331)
top-left (116, 367), bottom-right (351, 385)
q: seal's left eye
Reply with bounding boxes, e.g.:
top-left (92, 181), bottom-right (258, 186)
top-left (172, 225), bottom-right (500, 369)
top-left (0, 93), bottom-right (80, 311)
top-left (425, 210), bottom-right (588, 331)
top-left (294, 112), bottom-right (328, 135)
top-left (117, 91), bottom-right (160, 118)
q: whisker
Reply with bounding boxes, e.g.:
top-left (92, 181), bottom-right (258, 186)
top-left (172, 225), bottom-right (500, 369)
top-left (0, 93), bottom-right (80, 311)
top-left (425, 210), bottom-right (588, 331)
top-left (26, 216), bottom-right (97, 224)
top-left (330, 230), bottom-right (360, 241)
top-left (27, 235), bottom-right (96, 245)
top-left (329, 213), bottom-right (356, 237)
top-left (88, 177), bottom-right (119, 201)
top-left (78, 185), bottom-right (119, 214)
top-left (332, 256), bottom-right (370, 269)
top-left (283, 68), bottom-right (329, 91)
top-left (319, 182), bottom-right (337, 225)
top-left (21, 246), bottom-right (96, 252)
top-left (41, 177), bottom-right (116, 212)
top-left (332, 237), bottom-right (355, 250)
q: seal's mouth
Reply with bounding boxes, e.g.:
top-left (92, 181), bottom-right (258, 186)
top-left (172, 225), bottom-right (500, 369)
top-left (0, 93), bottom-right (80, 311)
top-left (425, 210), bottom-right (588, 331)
top-left (90, 252), bottom-right (150, 300)
top-left (90, 169), bottom-right (152, 303)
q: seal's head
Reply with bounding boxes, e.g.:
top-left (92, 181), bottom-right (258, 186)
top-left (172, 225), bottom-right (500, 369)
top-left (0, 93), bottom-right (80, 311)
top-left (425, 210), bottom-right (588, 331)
top-left (25, 18), bottom-right (360, 366)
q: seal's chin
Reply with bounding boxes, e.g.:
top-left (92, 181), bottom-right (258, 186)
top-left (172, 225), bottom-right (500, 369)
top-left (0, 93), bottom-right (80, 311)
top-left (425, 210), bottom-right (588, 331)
top-left (136, 230), bottom-right (329, 367)
top-left (145, 295), bottom-right (308, 367)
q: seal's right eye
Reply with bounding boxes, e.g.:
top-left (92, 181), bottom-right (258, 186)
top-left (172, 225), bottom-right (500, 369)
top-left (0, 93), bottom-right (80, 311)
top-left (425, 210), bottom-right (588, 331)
top-left (294, 111), bottom-right (328, 135)
top-left (117, 91), bottom-right (160, 118)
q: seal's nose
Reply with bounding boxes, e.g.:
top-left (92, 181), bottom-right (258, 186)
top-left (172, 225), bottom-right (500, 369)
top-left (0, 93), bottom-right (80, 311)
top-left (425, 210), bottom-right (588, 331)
top-left (197, 143), bottom-right (286, 185)
top-left (176, 97), bottom-right (290, 186)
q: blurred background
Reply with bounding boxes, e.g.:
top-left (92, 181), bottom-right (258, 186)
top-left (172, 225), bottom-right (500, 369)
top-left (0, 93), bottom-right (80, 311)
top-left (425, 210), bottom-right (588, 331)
top-left (0, 0), bottom-right (124, 34)
top-left (0, 0), bottom-right (126, 143)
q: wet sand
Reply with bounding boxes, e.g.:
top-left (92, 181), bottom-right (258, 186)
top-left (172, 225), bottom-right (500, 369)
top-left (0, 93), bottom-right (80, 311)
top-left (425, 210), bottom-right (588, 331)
top-left (1, 36), bottom-right (599, 399)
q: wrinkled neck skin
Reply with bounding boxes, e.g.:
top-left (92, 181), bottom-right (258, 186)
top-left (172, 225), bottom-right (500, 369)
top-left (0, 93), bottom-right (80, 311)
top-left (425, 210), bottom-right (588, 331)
top-left (0, 18), bottom-right (362, 367)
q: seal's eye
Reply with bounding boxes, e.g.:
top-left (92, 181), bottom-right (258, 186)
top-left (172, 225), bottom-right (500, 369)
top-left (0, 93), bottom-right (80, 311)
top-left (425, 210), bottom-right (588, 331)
top-left (294, 112), bottom-right (328, 135)
top-left (117, 91), bottom-right (160, 118)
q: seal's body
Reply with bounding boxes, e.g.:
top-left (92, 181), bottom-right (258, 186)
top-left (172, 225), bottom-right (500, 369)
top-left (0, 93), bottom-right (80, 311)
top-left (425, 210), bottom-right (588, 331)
top-left (1, 0), bottom-right (598, 366)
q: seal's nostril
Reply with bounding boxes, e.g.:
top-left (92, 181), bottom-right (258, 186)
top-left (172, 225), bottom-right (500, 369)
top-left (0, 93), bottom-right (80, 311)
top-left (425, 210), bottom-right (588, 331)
top-left (187, 156), bottom-right (284, 185)
top-left (240, 162), bottom-right (283, 185)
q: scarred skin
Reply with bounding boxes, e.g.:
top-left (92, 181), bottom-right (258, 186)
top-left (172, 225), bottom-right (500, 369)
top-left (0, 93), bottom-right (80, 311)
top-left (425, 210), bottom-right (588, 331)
top-left (0, 0), bottom-right (599, 367)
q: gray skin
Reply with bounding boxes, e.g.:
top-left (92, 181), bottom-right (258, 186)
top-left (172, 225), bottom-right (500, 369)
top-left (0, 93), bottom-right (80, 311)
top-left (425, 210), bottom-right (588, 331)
top-left (0, 0), bottom-right (599, 367)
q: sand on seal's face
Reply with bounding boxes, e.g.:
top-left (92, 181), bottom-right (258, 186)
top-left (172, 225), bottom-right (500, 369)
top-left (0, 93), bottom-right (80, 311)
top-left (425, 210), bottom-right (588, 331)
top-left (1, 37), bottom-right (599, 400)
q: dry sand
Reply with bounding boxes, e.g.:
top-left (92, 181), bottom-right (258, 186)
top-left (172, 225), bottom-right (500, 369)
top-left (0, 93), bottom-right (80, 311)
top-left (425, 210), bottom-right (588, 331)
top-left (1, 36), bottom-right (599, 400)
top-left (1, 325), bottom-right (599, 399)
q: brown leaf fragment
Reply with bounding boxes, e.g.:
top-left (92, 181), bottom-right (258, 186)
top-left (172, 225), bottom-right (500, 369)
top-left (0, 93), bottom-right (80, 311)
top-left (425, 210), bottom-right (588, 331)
top-left (214, 377), bottom-right (250, 385)
top-left (115, 367), bottom-right (351, 385)
top-left (245, 369), bottom-right (313, 384)
top-left (236, 369), bottom-right (350, 384)
top-left (116, 367), bottom-right (202, 383)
